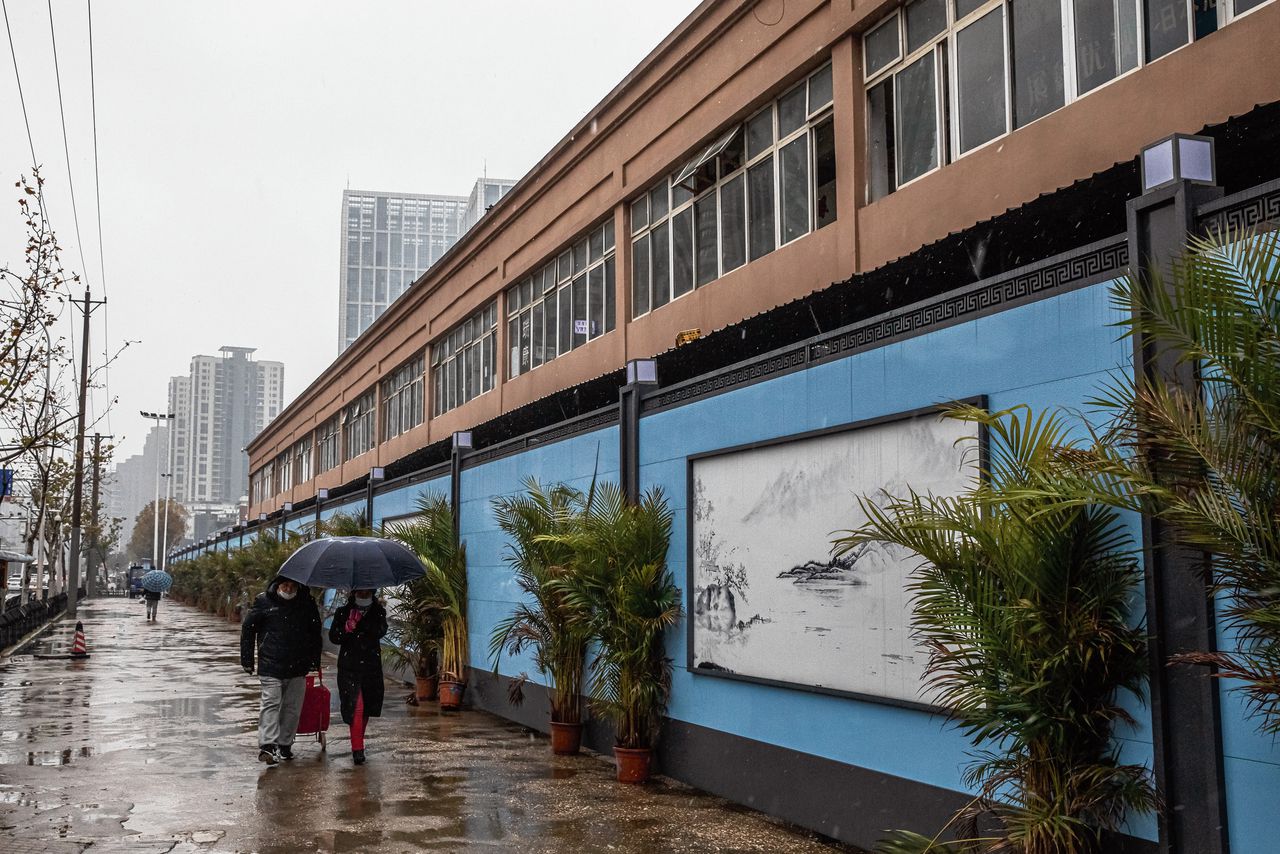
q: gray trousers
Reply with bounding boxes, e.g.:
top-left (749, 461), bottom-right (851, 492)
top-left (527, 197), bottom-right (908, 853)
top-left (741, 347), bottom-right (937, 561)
top-left (258, 675), bottom-right (306, 748)
top-left (145, 599), bottom-right (159, 619)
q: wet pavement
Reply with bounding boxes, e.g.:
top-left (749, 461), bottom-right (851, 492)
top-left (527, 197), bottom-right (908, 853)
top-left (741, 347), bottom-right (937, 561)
top-left (0, 597), bottom-right (852, 853)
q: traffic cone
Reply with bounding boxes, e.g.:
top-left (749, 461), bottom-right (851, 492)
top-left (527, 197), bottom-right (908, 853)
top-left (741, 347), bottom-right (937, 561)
top-left (69, 621), bottom-right (89, 659)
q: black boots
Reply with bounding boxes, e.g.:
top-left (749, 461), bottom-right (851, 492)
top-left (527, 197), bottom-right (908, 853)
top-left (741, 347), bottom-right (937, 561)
top-left (352, 749), bottom-right (365, 765)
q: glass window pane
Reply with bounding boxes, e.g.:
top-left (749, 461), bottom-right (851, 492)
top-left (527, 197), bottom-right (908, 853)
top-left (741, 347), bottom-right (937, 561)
top-left (865, 13), bottom-right (901, 78)
top-left (956, 8), bottom-right (1008, 154)
top-left (906, 0), bottom-right (947, 53)
top-left (1075, 0), bottom-right (1120, 95)
top-left (543, 289), bottom-right (559, 360)
top-left (375, 232), bottom-right (387, 266)
top-left (808, 64), bottom-right (833, 113)
top-left (720, 126), bottom-right (746, 176)
top-left (632, 195), bottom-right (650, 230)
top-left (1144, 0), bottom-right (1188, 61)
top-left (572, 274), bottom-right (588, 348)
top-left (694, 194), bottom-right (718, 287)
top-left (813, 119), bottom-right (837, 229)
top-left (746, 109), bottom-right (774, 160)
top-left (955, 0), bottom-right (986, 18)
top-left (1194, 0), bottom-right (1218, 39)
top-left (894, 51), bottom-right (939, 184)
top-left (558, 250), bottom-right (572, 282)
top-left (780, 135), bottom-right (810, 244)
top-left (866, 77), bottom-right (895, 202)
top-left (720, 174), bottom-right (747, 273)
top-left (589, 228), bottom-right (604, 263)
top-left (632, 236), bottom-right (651, 317)
top-left (671, 175), bottom-right (693, 209)
top-left (588, 266), bottom-right (604, 338)
top-left (507, 318), bottom-right (520, 378)
top-left (1236, 0), bottom-right (1267, 11)
top-left (649, 184), bottom-right (669, 220)
top-left (604, 257), bottom-right (616, 333)
top-left (1011, 0), bottom-right (1065, 127)
top-left (778, 84), bottom-right (807, 137)
top-left (748, 156), bottom-right (776, 261)
top-left (651, 221), bottom-right (671, 308)
top-left (558, 284), bottom-right (572, 352)
top-left (573, 240), bottom-right (587, 273)
top-left (1118, 0), bottom-right (1139, 73)
top-left (531, 300), bottom-right (544, 368)
top-left (671, 208), bottom-right (694, 299)
top-left (603, 221), bottom-right (615, 253)
top-left (375, 269), bottom-right (387, 303)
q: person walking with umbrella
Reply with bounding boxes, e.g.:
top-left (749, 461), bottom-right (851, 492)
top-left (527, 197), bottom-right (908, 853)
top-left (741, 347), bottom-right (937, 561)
top-left (140, 569), bottom-right (173, 622)
top-left (240, 576), bottom-right (322, 765)
top-left (275, 535), bottom-right (427, 765)
top-left (329, 588), bottom-right (388, 765)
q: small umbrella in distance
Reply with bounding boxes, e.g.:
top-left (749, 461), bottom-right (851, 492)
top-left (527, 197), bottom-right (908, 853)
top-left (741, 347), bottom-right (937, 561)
top-left (277, 536), bottom-right (427, 590)
top-left (141, 569), bottom-right (173, 593)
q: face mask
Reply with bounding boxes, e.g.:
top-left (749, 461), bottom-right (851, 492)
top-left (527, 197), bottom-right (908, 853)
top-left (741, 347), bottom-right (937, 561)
top-left (277, 587), bottom-right (297, 601)
top-left (355, 595), bottom-right (373, 608)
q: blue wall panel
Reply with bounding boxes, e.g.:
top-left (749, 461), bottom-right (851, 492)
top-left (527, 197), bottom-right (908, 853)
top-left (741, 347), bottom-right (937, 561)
top-left (463, 427), bottom-right (619, 686)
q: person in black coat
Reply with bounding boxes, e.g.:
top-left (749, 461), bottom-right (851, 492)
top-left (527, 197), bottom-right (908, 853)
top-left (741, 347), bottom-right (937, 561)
top-left (328, 588), bottom-right (388, 765)
top-left (240, 576), bottom-right (322, 765)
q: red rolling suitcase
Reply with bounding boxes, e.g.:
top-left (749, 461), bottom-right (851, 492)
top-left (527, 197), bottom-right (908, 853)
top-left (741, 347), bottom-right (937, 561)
top-left (296, 667), bottom-right (331, 749)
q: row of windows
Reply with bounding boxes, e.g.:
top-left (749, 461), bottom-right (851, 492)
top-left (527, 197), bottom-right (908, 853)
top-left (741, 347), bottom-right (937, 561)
top-left (345, 197), bottom-right (467, 233)
top-left (382, 354), bottom-right (425, 442)
top-left (506, 221), bottom-right (617, 380)
top-left (343, 390), bottom-right (376, 462)
top-left (432, 303), bottom-right (498, 417)
top-left (865, 0), bottom-right (1268, 199)
top-left (630, 62), bottom-right (836, 319)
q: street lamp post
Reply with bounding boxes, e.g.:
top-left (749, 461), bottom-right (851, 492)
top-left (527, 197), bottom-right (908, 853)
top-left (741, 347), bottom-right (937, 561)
top-left (140, 411), bottom-right (175, 568)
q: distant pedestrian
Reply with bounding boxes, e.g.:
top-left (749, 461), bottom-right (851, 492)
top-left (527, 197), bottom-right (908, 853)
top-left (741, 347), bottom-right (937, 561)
top-left (328, 589), bottom-right (387, 765)
top-left (143, 588), bottom-right (162, 621)
top-left (240, 576), bottom-right (321, 766)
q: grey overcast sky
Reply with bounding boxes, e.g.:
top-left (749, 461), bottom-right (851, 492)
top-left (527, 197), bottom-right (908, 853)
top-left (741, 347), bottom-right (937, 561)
top-left (0, 0), bottom-right (699, 462)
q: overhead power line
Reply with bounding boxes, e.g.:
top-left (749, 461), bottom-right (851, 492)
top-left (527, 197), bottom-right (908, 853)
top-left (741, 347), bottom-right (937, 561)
top-left (2, 0), bottom-right (40, 170)
top-left (87, 0), bottom-right (112, 434)
top-left (47, 0), bottom-right (92, 287)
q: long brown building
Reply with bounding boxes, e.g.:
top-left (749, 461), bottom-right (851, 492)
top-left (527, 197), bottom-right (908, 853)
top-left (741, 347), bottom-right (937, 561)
top-left (221, 2), bottom-right (1280, 851)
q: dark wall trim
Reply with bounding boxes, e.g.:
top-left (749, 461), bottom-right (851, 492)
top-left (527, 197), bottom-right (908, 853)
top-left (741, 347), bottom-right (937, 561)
top-left (642, 235), bottom-right (1127, 415)
top-left (1197, 176), bottom-right (1280, 235)
top-left (461, 404), bottom-right (621, 469)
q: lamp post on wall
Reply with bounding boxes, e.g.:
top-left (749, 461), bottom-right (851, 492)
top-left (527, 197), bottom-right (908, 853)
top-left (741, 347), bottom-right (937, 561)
top-left (619, 359), bottom-right (658, 506)
top-left (1127, 132), bottom-right (1227, 854)
top-left (280, 502), bottom-right (292, 542)
top-left (366, 468), bottom-right (384, 532)
top-left (450, 433), bottom-right (471, 541)
top-left (314, 488), bottom-right (329, 538)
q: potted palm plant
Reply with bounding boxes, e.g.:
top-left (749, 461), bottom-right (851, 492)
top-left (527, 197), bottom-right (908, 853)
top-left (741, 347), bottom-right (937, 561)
top-left (489, 478), bottom-right (591, 754)
top-left (389, 494), bottom-right (469, 710)
top-left (549, 482), bottom-right (678, 782)
top-left (835, 404), bottom-right (1154, 853)
top-left (385, 586), bottom-right (443, 701)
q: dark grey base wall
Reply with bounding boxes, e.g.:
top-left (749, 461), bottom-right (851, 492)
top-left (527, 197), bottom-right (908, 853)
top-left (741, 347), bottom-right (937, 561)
top-left (464, 668), bottom-right (1158, 853)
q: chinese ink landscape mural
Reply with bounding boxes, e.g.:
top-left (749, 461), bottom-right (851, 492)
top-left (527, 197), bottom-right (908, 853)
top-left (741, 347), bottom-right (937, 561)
top-left (690, 412), bottom-right (975, 705)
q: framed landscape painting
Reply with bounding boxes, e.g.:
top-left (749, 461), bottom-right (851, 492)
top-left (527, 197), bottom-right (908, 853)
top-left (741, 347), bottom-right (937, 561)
top-left (687, 404), bottom-right (980, 708)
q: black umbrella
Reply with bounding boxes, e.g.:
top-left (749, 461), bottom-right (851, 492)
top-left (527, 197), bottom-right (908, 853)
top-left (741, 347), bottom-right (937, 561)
top-left (277, 536), bottom-right (427, 590)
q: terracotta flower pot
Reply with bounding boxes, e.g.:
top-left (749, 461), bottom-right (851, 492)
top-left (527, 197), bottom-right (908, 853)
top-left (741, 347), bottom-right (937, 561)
top-left (613, 746), bottom-right (652, 783)
top-left (438, 679), bottom-right (465, 711)
top-left (414, 675), bottom-right (438, 702)
top-left (549, 721), bottom-right (584, 756)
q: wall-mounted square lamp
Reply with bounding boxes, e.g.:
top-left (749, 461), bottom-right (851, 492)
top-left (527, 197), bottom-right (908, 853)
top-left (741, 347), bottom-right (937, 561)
top-left (282, 502), bottom-right (293, 512)
top-left (626, 358), bottom-right (658, 384)
top-left (316, 488), bottom-right (330, 501)
top-left (1141, 133), bottom-right (1215, 193)
top-left (453, 431), bottom-right (473, 451)
top-left (369, 467), bottom-right (385, 482)
top-left (258, 513), bottom-right (268, 522)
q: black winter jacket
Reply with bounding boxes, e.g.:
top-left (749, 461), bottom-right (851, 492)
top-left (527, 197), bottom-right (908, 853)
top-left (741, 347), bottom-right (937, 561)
top-left (328, 601), bottom-right (388, 724)
top-left (240, 579), bottom-right (322, 679)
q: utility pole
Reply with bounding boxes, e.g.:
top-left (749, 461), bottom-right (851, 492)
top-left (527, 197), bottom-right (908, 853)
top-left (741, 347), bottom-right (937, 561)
top-left (66, 287), bottom-right (106, 617)
top-left (88, 433), bottom-right (113, 597)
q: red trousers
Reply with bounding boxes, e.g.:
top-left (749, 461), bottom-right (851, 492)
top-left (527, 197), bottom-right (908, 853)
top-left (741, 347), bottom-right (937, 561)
top-left (351, 691), bottom-right (369, 751)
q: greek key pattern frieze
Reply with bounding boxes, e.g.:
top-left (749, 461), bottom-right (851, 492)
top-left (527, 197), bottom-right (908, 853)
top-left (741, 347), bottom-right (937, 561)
top-left (1198, 189), bottom-right (1280, 237)
top-left (810, 238), bottom-right (1127, 363)
top-left (641, 347), bottom-right (807, 412)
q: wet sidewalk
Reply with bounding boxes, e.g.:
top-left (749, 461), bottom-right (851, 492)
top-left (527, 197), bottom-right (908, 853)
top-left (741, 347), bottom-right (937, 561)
top-left (0, 597), bottom-right (851, 853)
